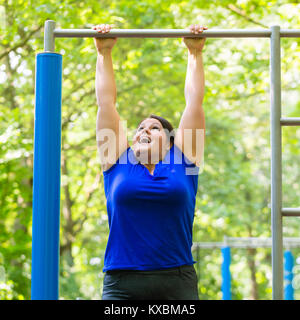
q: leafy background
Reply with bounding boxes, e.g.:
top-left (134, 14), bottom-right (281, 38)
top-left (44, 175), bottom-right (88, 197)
top-left (1, 0), bottom-right (300, 300)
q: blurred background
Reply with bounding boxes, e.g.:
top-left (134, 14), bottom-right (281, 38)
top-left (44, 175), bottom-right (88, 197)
top-left (0, 0), bottom-right (300, 300)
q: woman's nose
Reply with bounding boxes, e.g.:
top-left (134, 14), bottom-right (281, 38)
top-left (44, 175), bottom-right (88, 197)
top-left (141, 127), bottom-right (151, 135)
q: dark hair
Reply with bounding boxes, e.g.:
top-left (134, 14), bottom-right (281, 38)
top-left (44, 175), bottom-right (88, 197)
top-left (138, 114), bottom-right (175, 146)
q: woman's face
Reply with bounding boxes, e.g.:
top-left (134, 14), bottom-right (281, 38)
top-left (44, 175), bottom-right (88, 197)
top-left (132, 118), bottom-right (170, 164)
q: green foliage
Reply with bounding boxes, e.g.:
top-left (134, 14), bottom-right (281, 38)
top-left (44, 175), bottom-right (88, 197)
top-left (1, 0), bottom-right (300, 300)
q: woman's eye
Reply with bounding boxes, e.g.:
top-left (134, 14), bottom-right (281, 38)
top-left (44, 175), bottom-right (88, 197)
top-left (151, 127), bottom-right (160, 130)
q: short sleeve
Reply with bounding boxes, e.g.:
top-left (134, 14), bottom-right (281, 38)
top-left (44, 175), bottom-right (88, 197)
top-left (102, 146), bottom-right (132, 177)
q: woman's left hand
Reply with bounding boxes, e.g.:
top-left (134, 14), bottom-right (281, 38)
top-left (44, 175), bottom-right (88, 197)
top-left (183, 24), bottom-right (208, 52)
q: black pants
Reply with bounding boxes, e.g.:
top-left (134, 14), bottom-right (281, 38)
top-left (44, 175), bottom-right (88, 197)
top-left (102, 264), bottom-right (199, 300)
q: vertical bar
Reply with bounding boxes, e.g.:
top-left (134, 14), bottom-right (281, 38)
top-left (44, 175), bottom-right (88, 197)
top-left (284, 251), bottom-right (294, 300)
top-left (270, 25), bottom-right (283, 300)
top-left (31, 52), bottom-right (62, 300)
top-left (221, 247), bottom-right (231, 300)
top-left (44, 20), bottom-right (56, 52)
top-left (195, 245), bottom-right (199, 272)
top-left (196, 246), bottom-right (200, 289)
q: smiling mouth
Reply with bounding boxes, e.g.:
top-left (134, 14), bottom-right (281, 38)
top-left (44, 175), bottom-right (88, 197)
top-left (139, 136), bottom-right (152, 144)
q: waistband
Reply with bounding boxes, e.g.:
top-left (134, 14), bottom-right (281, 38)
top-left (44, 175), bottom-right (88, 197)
top-left (106, 264), bottom-right (195, 275)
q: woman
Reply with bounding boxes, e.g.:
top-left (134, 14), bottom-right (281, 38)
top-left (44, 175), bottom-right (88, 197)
top-left (93, 23), bottom-right (206, 300)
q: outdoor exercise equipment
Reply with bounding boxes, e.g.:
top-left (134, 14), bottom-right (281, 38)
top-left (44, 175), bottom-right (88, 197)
top-left (193, 237), bottom-right (300, 300)
top-left (32, 20), bottom-right (300, 300)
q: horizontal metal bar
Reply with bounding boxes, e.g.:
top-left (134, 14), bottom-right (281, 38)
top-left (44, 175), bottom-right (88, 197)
top-left (282, 208), bottom-right (300, 216)
top-left (196, 243), bottom-right (270, 249)
top-left (226, 237), bottom-right (300, 241)
top-left (193, 243), bottom-right (300, 249)
top-left (280, 30), bottom-right (300, 37)
top-left (53, 28), bottom-right (300, 39)
top-left (192, 237), bottom-right (300, 249)
top-left (54, 28), bottom-right (272, 38)
top-left (192, 242), bottom-right (224, 249)
top-left (280, 117), bottom-right (300, 126)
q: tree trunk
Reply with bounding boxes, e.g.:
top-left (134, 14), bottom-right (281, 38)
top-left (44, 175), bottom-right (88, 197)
top-left (246, 247), bottom-right (259, 300)
top-left (60, 153), bottom-right (75, 267)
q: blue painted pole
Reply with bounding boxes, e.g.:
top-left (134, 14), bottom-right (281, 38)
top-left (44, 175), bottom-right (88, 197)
top-left (284, 250), bottom-right (294, 300)
top-left (31, 52), bottom-right (62, 300)
top-left (221, 246), bottom-right (231, 300)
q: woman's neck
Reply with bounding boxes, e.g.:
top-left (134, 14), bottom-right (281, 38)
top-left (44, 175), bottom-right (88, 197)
top-left (143, 163), bottom-right (156, 175)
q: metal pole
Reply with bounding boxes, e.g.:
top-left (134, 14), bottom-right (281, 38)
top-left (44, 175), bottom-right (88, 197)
top-left (44, 20), bottom-right (56, 52)
top-left (284, 251), bottom-right (294, 300)
top-left (31, 29), bottom-right (62, 298)
top-left (52, 27), bottom-right (300, 39)
top-left (280, 30), bottom-right (300, 37)
top-left (54, 28), bottom-right (272, 38)
top-left (193, 238), bottom-right (300, 249)
top-left (221, 246), bottom-right (231, 300)
top-left (280, 117), bottom-right (300, 126)
top-left (270, 25), bottom-right (283, 300)
top-left (282, 208), bottom-right (300, 216)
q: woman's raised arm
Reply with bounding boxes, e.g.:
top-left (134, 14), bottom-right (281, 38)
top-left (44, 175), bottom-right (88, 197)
top-left (93, 24), bottom-right (129, 171)
top-left (174, 24), bottom-right (207, 167)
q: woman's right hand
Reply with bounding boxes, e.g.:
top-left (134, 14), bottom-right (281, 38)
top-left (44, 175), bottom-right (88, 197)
top-left (92, 24), bottom-right (117, 53)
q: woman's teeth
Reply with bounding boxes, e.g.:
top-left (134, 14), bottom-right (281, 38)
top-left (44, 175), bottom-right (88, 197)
top-left (139, 136), bottom-right (151, 144)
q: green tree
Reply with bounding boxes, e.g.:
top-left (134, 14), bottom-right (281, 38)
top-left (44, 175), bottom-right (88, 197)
top-left (1, 0), bottom-right (300, 300)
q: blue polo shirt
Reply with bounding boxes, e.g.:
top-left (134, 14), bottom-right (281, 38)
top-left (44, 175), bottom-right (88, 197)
top-left (102, 143), bottom-right (199, 272)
